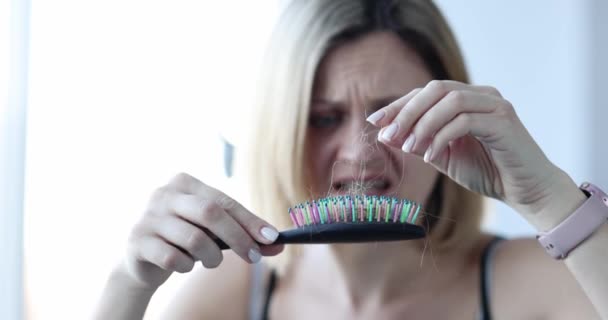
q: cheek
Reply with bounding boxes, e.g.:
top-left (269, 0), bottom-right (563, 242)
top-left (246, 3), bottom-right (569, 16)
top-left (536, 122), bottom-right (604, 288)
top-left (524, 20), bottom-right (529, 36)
top-left (305, 135), bottom-right (333, 184)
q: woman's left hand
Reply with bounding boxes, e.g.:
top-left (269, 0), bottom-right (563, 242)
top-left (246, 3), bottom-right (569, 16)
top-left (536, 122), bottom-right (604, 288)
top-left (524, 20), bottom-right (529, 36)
top-left (367, 80), bottom-right (573, 217)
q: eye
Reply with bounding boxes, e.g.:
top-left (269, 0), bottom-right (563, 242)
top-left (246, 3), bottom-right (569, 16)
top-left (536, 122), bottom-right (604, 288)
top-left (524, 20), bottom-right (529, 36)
top-left (309, 111), bottom-right (343, 129)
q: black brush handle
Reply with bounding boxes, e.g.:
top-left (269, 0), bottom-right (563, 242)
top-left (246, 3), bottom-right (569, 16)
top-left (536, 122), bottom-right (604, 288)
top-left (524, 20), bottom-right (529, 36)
top-left (214, 222), bottom-right (426, 250)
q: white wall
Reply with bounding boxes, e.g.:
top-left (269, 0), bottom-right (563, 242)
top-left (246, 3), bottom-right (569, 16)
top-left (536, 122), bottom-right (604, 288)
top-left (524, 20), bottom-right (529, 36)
top-left (434, 0), bottom-right (607, 237)
top-left (23, 1), bottom-right (279, 319)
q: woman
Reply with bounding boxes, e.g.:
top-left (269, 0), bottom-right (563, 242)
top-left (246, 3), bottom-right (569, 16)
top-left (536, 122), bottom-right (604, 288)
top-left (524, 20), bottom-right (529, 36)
top-left (95, 1), bottom-right (607, 319)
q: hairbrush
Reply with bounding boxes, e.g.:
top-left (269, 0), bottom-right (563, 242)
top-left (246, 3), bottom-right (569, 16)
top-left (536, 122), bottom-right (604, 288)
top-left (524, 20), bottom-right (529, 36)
top-left (214, 195), bottom-right (426, 249)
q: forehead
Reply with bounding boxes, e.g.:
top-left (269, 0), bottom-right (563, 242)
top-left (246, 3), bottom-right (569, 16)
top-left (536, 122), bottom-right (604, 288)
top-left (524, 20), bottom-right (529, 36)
top-left (313, 31), bottom-right (432, 98)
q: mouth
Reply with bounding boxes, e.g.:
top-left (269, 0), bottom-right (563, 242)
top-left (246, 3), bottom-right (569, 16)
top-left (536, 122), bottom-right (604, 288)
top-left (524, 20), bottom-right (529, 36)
top-left (332, 176), bottom-right (393, 196)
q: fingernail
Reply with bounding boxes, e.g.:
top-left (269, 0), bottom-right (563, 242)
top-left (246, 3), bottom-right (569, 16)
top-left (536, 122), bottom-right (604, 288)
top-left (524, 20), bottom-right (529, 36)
top-left (248, 248), bottom-right (261, 263)
top-left (380, 123), bottom-right (398, 141)
top-left (366, 110), bottom-right (385, 125)
top-left (260, 227), bottom-right (279, 242)
top-left (423, 146), bottom-right (432, 163)
top-left (402, 134), bottom-right (415, 153)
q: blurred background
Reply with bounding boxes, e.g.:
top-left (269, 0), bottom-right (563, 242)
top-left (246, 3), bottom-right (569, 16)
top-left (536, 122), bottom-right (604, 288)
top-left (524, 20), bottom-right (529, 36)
top-left (1, 0), bottom-right (606, 319)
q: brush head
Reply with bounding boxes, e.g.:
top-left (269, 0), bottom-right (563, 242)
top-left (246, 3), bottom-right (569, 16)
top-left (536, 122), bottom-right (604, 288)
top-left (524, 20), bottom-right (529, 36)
top-left (276, 195), bottom-right (426, 245)
top-left (215, 195), bottom-right (427, 250)
top-left (288, 195), bottom-right (424, 227)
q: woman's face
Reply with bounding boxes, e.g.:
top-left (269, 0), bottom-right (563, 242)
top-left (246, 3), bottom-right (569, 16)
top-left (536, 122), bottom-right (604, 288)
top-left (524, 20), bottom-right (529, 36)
top-left (306, 31), bottom-right (439, 205)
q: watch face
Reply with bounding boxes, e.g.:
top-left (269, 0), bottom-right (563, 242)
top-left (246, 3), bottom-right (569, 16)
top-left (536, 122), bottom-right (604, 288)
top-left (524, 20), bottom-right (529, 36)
top-left (582, 182), bottom-right (608, 206)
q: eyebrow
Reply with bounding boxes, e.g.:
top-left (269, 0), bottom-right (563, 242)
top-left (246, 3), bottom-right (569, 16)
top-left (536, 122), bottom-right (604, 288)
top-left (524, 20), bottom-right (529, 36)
top-left (311, 96), bottom-right (401, 112)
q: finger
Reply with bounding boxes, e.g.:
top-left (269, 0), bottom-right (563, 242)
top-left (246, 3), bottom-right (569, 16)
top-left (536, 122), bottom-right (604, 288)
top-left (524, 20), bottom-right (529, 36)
top-left (167, 172), bottom-right (206, 194)
top-left (377, 80), bottom-right (456, 147)
top-left (471, 85), bottom-right (503, 97)
top-left (377, 81), bottom-right (498, 148)
top-left (404, 91), bottom-right (500, 155)
top-left (137, 236), bottom-right (195, 273)
top-left (367, 82), bottom-right (501, 127)
top-left (169, 194), bottom-right (262, 263)
top-left (166, 174), bottom-right (280, 245)
top-left (215, 193), bottom-right (280, 245)
top-left (152, 215), bottom-right (223, 268)
top-left (425, 112), bottom-right (500, 164)
top-left (366, 88), bottom-right (421, 127)
top-left (425, 81), bottom-right (502, 96)
top-left (260, 244), bottom-right (285, 256)
top-left (169, 191), bottom-right (279, 246)
top-left (199, 203), bottom-right (262, 263)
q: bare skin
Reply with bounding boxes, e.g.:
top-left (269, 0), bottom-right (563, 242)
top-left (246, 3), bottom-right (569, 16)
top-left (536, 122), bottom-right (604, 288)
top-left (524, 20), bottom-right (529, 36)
top-left (162, 238), bottom-right (596, 319)
top-left (96, 32), bottom-right (604, 319)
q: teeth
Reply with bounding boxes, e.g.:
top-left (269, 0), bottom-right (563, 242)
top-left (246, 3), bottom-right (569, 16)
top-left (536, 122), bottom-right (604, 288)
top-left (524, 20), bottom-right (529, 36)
top-left (336, 179), bottom-right (388, 191)
top-left (367, 180), bottom-right (388, 188)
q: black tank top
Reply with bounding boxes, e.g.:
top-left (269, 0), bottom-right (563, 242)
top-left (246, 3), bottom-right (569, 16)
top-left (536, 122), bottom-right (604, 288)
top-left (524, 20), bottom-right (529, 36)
top-left (259, 237), bottom-right (504, 320)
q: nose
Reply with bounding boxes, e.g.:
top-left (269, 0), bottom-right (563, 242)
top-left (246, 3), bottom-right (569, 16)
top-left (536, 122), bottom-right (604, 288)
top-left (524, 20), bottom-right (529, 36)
top-left (335, 114), bottom-right (381, 164)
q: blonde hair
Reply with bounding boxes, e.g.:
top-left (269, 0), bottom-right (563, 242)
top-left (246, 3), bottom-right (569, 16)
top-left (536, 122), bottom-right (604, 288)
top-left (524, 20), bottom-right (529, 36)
top-left (244, 0), bottom-right (485, 271)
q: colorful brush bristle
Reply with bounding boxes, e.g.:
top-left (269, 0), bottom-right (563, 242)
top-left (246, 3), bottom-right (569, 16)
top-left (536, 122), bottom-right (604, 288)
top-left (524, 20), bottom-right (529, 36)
top-left (214, 194), bottom-right (426, 250)
top-left (288, 195), bottom-right (423, 228)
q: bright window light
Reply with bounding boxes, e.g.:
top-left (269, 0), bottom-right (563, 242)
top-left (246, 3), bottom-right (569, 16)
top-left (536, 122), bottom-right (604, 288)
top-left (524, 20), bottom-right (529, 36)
top-left (2, 0), bottom-right (28, 318)
top-left (0, 0), bottom-right (7, 105)
top-left (24, 1), bottom-right (279, 318)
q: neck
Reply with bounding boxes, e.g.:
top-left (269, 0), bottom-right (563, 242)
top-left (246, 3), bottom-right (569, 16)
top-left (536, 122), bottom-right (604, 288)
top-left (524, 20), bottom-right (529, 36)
top-left (294, 241), bottom-right (469, 308)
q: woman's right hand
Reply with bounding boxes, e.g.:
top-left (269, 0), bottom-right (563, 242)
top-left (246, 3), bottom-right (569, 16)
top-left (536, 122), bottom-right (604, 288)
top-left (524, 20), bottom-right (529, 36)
top-left (119, 172), bottom-right (284, 290)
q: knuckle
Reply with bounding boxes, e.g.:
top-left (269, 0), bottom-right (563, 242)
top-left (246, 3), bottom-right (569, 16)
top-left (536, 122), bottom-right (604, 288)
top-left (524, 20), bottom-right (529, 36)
top-left (161, 251), bottom-right (183, 270)
top-left (129, 220), bottom-right (149, 240)
top-left (385, 100), bottom-right (399, 111)
top-left (214, 194), bottom-right (237, 210)
top-left (427, 80), bottom-right (445, 92)
top-left (199, 200), bottom-right (223, 224)
top-left (186, 230), bottom-right (208, 253)
top-left (498, 100), bottom-right (516, 118)
top-left (482, 85), bottom-right (501, 97)
top-left (403, 88), bottom-right (423, 104)
top-left (150, 186), bottom-right (172, 205)
top-left (502, 99), bottom-right (515, 112)
top-left (126, 241), bottom-right (140, 258)
top-left (169, 172), bottom-right (193, 187)
top-left (457, 112), bottom-right (472, 125)
top-left (141, 209), bottom-right (157, 218)
top-left (446, 90), bottom-right (465, 105)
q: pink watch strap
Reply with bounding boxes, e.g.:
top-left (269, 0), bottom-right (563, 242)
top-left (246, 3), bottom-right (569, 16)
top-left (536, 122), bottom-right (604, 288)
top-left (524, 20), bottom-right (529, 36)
top-left (537, 182), bottom-right (608, 259)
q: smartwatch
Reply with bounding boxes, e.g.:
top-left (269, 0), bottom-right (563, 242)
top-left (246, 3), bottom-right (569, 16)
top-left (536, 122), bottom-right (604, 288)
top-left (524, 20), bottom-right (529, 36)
top-left (537, 182), bottom-right (608, 259)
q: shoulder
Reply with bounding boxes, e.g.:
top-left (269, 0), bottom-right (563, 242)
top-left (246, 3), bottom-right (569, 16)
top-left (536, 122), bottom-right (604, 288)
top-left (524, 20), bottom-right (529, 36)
top-left (159, 251), bottom-right (255, 319)
top-left (491, 237), bottom-right (598, 320)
